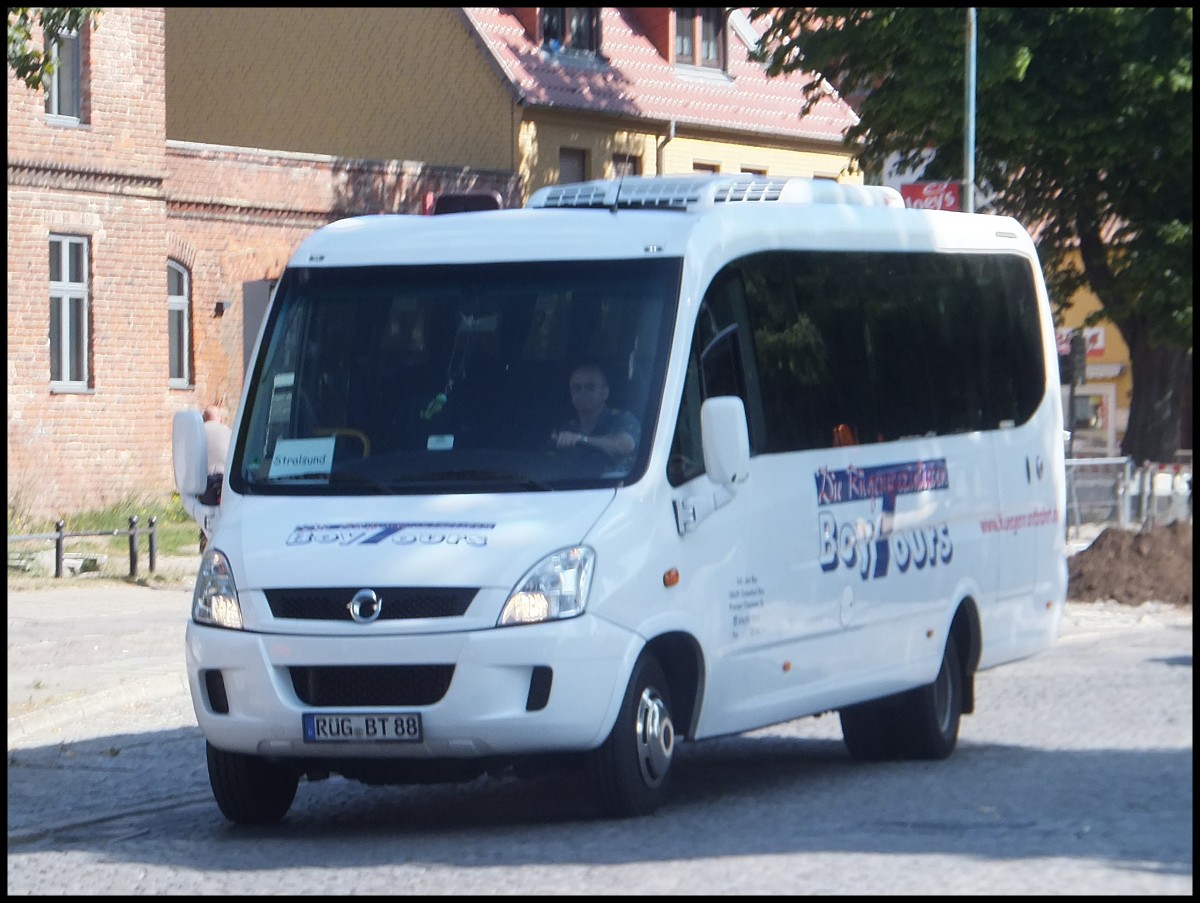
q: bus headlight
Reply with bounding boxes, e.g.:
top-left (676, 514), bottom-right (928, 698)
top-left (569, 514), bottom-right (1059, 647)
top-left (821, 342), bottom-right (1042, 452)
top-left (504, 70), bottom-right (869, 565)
top-left (498, 546), bottom-right (595, 626)
top-left (192, 548), bottom-right (243, 630)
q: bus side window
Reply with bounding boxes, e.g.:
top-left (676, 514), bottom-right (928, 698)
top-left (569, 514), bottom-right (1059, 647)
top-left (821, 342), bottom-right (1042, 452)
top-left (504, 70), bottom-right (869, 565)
top-left (668, 356), bottom-right (705, 485)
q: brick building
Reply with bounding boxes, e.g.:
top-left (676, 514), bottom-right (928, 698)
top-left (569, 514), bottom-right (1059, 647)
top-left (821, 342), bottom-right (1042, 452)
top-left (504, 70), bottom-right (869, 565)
top-left (7, 8), bottom-right (860, 520)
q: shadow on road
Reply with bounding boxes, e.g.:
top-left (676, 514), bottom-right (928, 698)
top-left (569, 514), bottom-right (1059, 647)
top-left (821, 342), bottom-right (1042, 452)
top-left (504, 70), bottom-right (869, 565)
top-left (8, 726), bottom-right (1192, 879)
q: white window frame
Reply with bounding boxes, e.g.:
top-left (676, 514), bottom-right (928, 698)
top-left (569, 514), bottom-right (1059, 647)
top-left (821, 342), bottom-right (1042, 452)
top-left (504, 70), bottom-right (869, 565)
top-left (540, 7), bottom-right (601, 55)
top-left (168, 260), bottom-right (192, 388)
top-left (49, 235), bottom-right (90, 390)
top-left (1062, 383), bottom-right (1119, 457)
top-left (44, 30), bottom-right (82, 121)
top-left (675, 8), bottom-right (725, 70)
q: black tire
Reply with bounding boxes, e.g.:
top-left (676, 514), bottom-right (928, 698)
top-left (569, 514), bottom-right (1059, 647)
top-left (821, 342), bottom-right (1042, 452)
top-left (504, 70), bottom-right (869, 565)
top-left (897, 632), bottom-right (963, 760)
top-left (206, 741), bottom-right (299, 825)
top-left (839, 695), bottom-right (905, 761)
top-left (587, 654), bottom-right (676, 818)
top-left (839, 633), bottom-right (963, 762)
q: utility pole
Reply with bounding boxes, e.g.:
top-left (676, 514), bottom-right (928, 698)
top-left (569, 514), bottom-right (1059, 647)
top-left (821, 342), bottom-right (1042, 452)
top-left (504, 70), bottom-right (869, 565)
top-left (1067, 332), bottom-right (1087, 459)
top-left (965, 8), bottom-right (977, 214)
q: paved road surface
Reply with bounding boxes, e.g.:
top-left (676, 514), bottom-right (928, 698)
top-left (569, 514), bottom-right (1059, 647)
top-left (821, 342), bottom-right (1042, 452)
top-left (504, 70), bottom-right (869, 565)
top-left (7, 563), bottom-right (1191, 895)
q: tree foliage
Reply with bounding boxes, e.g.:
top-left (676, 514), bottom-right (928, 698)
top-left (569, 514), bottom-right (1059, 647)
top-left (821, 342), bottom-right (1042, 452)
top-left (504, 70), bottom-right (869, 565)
top-left (8, 7), bottom-right (101, 89)
top-left (750, 8), bottom-right (1192, 461)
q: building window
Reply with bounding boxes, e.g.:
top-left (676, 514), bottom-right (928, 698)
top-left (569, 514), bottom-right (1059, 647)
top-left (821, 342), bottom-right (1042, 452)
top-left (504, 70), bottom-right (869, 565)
top-left (49, 235), bottom-right (89, 389)
top-left (693, 161), bottom-right (720, 173)
top-left (44, 30), bottom-right (82, 120)
top-left (675, 8), bottom-right (725, 69)
top-left (560, 148), bottom-right (588, 184)
top-left (612, 153), bottom-right (642, 177)
top-left (168, 260), bottom-right (192, 388)
top-left (741, 166), bottom-right (768, 176)
top-left (541, 8), bottom-right (601, 54)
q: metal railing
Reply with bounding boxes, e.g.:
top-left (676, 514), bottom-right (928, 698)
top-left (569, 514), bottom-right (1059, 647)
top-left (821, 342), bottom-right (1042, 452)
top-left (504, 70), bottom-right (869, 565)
top-left (7, 515), bottom-right (158, 579)
top-left (1065, 456), bottom-right (1192, 536)
top-left (8, 461), bottom-right (1190, 575)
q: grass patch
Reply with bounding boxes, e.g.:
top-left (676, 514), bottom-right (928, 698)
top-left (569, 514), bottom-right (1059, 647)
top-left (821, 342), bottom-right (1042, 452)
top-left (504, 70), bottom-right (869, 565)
top-left (7, 493), bottom-right (203, 587)
top-left (11, 494), bottom-right (193, 539)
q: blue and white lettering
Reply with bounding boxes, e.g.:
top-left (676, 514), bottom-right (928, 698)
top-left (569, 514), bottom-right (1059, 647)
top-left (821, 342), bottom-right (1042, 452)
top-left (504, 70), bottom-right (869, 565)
top-left (286, 522), bottom-right (493, 547)
top-left (813, 459), bottom-right (952, 581)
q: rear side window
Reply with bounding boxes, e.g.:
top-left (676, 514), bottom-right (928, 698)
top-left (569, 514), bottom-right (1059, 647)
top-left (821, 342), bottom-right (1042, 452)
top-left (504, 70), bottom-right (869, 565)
top-left (729, 250), bottom-right (1046, 454)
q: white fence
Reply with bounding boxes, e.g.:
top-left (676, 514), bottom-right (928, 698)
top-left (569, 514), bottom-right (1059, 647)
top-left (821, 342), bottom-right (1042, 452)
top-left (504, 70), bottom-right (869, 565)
top-left (1065, 456), bottom-right (1192, 537)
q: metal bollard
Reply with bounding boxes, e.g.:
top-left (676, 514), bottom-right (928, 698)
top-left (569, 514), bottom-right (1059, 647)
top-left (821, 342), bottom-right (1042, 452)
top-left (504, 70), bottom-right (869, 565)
top-left (55, 519), bottom-right (65, 579)
top-left (129, 515), bottom-right (139, 578)
top-left (148, 515), bottom-right (158, 574)
top-left (1119, 458), bottom-right (1133, 528)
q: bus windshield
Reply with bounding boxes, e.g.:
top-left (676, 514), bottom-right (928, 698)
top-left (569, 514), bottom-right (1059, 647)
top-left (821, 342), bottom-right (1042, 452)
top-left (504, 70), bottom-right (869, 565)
top-left (231, 258), bottom-right (681, 495)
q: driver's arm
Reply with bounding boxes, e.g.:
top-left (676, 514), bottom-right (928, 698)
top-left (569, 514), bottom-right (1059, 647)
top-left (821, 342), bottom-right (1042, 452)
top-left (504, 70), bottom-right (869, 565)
top-left (584, 429), bottom-right (635, 458)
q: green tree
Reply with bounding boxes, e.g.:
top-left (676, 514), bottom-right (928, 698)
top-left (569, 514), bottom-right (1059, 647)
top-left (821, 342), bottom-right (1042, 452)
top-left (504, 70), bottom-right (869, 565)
top-left (8, 7), bottom-right (101, 89)
top-left (750, 7), bottom-right (1192, 463)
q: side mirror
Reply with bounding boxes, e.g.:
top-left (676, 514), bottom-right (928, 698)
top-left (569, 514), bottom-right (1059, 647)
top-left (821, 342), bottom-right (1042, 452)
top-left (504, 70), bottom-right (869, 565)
top-left (701, 396), bottom-right (750, 488)
top-left (173, 409), bottom-right (209, 497)
top-left (674, 396), bottom-right (751, 534)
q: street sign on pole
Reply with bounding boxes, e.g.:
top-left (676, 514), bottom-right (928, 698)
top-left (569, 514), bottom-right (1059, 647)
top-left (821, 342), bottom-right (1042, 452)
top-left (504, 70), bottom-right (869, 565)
top-left (900, 181), bottom-right (962, 211)
top-left (965, 8), bottom-right (976, 214)
top-left (1070, 332), bottom-right (1087, 388)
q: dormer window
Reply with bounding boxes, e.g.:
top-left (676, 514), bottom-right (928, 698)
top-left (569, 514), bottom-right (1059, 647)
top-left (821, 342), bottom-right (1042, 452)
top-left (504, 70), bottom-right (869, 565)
top-left (541, 8), bottom-right (601, 55)
top-left (675, 8), bottom-right (725, 70)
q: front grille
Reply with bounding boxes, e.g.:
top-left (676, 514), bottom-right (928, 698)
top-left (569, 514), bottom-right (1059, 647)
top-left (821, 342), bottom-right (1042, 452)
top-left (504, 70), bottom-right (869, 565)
top-left (265, 587), bottom-right (476, 621)
top-left (290, 665), bottom-right (455, 707)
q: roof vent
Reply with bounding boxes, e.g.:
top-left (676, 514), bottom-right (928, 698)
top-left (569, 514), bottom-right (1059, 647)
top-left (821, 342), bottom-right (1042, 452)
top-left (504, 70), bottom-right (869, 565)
top-left (531, 181), bottom-right (617, 209)
top-left (527, 174), bottom-right (904, 211)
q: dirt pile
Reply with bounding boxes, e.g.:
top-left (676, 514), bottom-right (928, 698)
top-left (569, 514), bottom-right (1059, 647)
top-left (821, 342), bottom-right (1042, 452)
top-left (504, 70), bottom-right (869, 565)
top-left (1067, 520), bottom-right (1192, 606)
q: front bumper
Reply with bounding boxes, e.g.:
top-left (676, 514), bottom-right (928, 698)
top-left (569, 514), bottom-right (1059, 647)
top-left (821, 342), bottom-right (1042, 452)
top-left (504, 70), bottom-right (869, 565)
top-left (186, 614), bottom-right (639, 759)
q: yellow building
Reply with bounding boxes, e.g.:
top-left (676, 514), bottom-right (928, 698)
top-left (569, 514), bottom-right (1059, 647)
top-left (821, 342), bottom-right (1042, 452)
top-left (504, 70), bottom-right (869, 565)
top-left (1054, 266), bottom-right (1134, 457)
top-left (8, 7), bottom-right (866, 517)
top-left (165, 8), bottom-right (864, 199)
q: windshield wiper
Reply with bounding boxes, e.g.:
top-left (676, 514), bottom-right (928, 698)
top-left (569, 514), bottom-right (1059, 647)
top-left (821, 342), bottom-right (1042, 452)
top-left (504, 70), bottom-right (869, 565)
top-left (261, 471), bottom-right (331, 482)
top-left (256, 468), bottom-right (552, 493)
top-left (258, 471), bottom-right (395, 494)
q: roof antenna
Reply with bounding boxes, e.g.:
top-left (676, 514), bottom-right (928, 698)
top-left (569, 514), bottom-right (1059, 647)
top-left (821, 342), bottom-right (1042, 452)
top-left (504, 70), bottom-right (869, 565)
top-left (611, 177), bottom-right (623, 214)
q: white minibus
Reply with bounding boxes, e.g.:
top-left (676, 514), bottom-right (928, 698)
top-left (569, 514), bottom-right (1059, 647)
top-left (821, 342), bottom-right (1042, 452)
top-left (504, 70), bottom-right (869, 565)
top-left (173, 174), bottom-right (1067, 824)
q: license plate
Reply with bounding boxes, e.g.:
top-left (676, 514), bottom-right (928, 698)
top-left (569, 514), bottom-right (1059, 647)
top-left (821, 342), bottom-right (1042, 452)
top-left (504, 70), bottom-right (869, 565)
top-left (302, 712), bottom-right (423, 743)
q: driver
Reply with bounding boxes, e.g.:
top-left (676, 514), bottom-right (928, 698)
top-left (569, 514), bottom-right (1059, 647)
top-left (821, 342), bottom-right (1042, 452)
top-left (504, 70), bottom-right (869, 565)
top-left (551, 362), bottom-right (639, 467)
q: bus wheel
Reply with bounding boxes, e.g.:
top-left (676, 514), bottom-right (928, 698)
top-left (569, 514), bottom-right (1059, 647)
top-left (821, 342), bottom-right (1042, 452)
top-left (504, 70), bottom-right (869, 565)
top-left (839, 695), bottom-right (904, 761)
top-left (840, 633), bottom-right (963, 762)
top-left (206, 741), bottom-right (299, 825)
top-left (587, 654), bottom-right (676, 817)
top-left (898, 633), bottom-right (964, 760)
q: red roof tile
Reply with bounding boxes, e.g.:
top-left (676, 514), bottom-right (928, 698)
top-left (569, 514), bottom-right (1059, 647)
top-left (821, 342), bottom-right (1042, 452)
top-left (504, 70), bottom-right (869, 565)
top-left (461, 8), bottom-right (859, 145)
